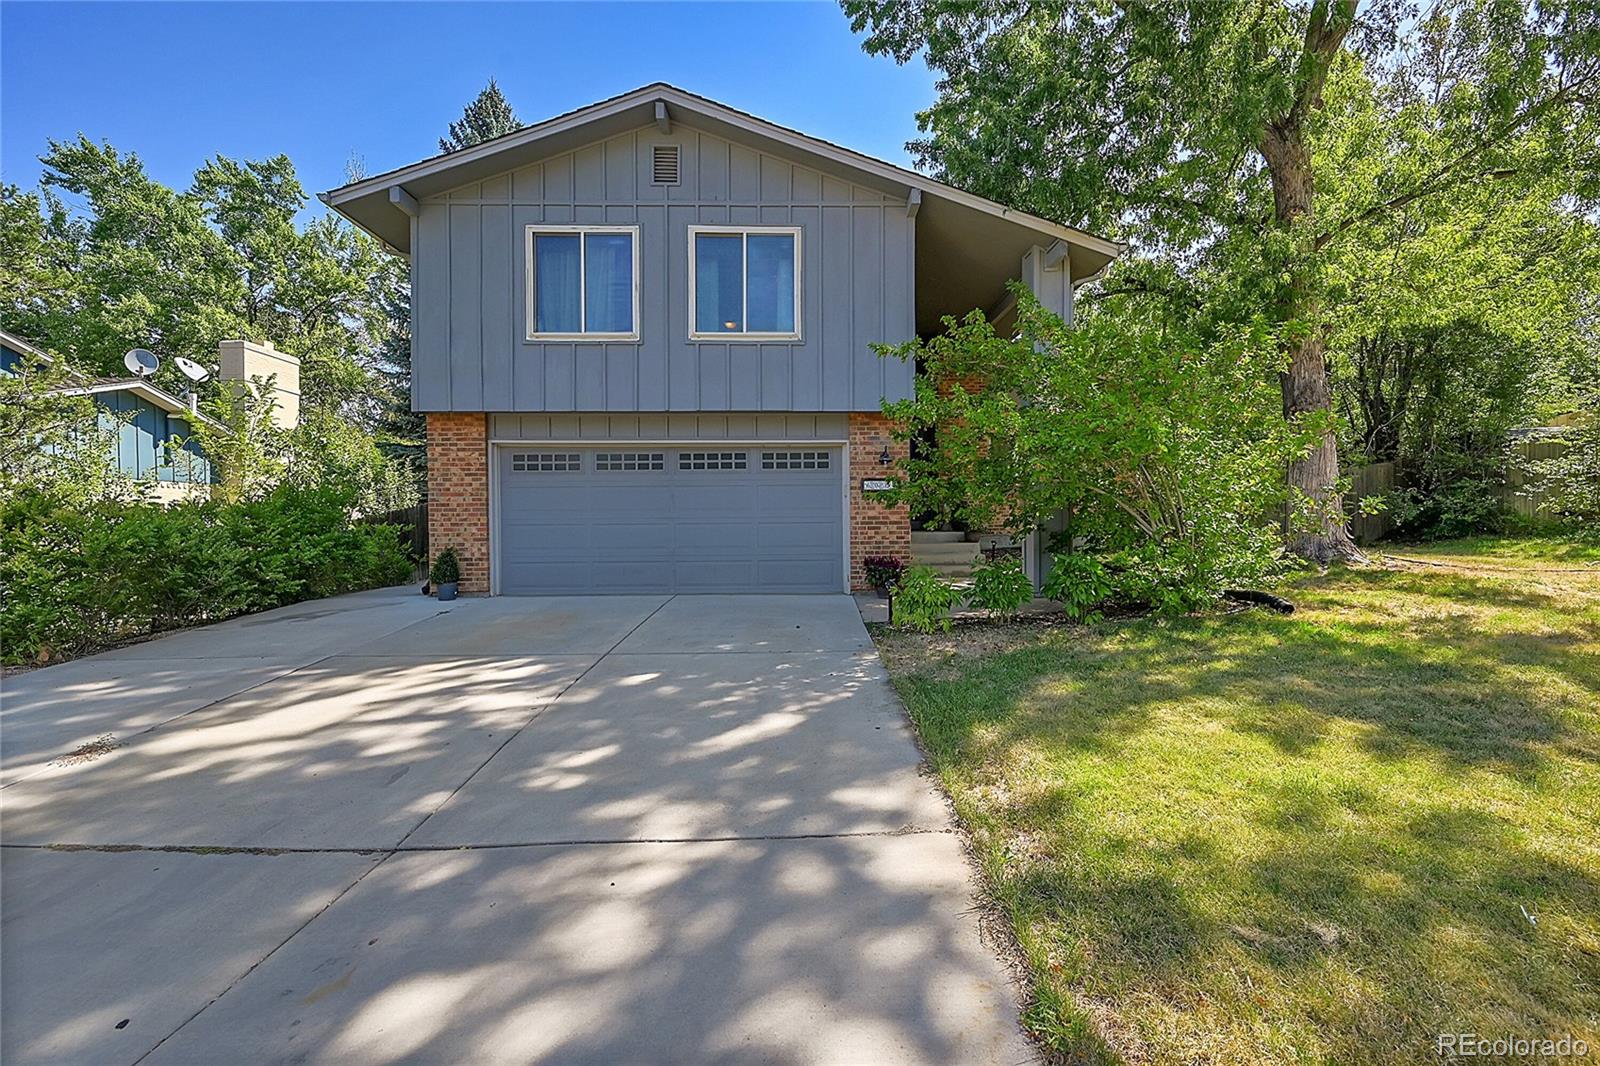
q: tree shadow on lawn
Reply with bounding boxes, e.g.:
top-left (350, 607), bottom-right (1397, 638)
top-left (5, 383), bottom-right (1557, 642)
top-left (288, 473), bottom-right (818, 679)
top-left (900, 604), bottom-right (1591, 780)
top-left (884, 563), bottom-right (1600, 1061)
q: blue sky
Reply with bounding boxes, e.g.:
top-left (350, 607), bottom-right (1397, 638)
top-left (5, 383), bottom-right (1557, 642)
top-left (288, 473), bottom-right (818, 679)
top-left (1, 1), bottom-right (935, 212)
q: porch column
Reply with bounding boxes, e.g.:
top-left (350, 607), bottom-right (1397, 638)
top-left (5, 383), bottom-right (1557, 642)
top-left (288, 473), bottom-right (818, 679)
top-left (1020, 243), bottom-right (1073, 589)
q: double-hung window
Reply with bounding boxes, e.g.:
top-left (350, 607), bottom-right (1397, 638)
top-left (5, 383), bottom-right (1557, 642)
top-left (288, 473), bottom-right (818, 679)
top-left (525, 225), bottom-right (640, 341)
top-left (689, 226), bottom-right (801, 341)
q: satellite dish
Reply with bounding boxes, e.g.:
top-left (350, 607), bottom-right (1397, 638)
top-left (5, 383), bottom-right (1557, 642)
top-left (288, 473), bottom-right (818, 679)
top-left (174, 356), bottom-right (211, 383)
top-left (123, 348), bottom-right (160, 378)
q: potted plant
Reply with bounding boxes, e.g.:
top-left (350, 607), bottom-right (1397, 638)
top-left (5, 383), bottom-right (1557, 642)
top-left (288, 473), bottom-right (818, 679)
top-left (863, 555), bottom-right (906, 598)
top-left (430, 548), bottom-right (461, 601)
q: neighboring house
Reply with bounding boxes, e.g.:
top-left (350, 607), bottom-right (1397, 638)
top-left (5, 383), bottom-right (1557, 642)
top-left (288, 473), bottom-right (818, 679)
top-left (1, 330), bottom-right (300, 502)
top-left (323, 83), bottom-right (1121, 595)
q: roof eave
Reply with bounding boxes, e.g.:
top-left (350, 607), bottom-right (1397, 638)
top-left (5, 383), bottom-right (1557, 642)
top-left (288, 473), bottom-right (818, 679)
top-left (321, 84), bottom-right (1125, 265)
top-left (54, 380), bottom-right (227, 429)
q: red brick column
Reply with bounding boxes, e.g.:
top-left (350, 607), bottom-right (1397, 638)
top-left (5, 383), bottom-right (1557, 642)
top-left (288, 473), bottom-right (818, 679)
top-left (427, 413), bottom-right (490, 594)
top-left (848, 411), bottom-right (911, 590)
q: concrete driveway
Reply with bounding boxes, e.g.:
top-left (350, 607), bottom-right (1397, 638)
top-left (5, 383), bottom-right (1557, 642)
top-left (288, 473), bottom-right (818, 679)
top-left (0, 588), bottom-right (1032, 1065)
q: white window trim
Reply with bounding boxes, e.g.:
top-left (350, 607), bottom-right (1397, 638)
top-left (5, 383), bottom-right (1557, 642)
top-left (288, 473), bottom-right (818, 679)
top-left (687, 225), bottom-right (803, 342)
top-left (525, 224), bottom-right (641, 342)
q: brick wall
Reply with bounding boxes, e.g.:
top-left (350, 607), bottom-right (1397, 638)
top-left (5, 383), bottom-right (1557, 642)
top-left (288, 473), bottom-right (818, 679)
top-left (427, 412), bottom-right (490, 594)
top-left (848, 411), bottom-right (911, 590)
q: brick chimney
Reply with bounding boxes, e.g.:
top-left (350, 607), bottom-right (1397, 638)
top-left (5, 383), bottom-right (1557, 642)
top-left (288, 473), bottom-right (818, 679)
top-left (218, 339), bottom-right (300, 430)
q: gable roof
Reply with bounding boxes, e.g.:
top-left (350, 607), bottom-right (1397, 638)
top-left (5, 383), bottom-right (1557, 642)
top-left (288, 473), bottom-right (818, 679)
top-left (52, 379), bottom-right (224, 428)
top-left (0, 328), bottom-right (58, 366)
top-left (321, 83), bottom-right (1124, 289)
top-left (1, 329), bottom-right (224, 429)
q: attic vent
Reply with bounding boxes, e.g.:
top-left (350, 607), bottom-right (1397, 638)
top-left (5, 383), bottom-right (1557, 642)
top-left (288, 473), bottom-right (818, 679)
top-left (651, 144), bottom-right (681, 186)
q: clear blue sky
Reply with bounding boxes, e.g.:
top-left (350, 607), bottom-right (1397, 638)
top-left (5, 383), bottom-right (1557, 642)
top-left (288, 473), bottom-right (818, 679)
top-left (1, 1), bottom-right (934, 212)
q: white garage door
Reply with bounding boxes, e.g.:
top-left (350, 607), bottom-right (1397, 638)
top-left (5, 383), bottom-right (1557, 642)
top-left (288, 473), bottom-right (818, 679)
top-left (496, 446), bottom-right (843, 594)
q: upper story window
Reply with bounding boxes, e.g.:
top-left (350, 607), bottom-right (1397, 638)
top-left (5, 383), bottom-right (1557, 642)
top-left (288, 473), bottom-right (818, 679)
top-left (525, 225), bottom-right (640, 341)
top-left (689, 226), bottom-right (801, 341)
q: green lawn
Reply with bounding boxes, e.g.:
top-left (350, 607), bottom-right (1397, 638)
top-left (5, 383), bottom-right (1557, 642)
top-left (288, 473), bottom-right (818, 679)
top-left (872, 538), bottom-right (1600, 1065)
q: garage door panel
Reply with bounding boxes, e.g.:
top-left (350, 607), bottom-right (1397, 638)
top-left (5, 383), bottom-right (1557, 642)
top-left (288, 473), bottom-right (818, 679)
top-left (587, 486), bottom-right (673, 515)
top-left (587, 525), bottom-right (674, 552)
top-left (674, 561), bottom-right (761, 593)
top-left (500, 563), bottom-right (592, 595)
top-left (673, 523), bottom-right (758, 549)
top-left (757, 559), bottom-right (838, 589)
top-left (591, 562), bottom-right (673, 592)
top-left (497, 446), bottom-right (842, 595)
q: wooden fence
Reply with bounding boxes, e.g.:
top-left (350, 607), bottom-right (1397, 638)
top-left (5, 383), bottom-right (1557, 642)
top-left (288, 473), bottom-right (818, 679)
top-left (1341, 433), bottom-right (1573, 542)
top-left (361, 503), bottom-right (428, 578)
top-left (1344, 460), bottom-right (1397, 544)
top-left (1501, 435), bottom-right (1571, 519)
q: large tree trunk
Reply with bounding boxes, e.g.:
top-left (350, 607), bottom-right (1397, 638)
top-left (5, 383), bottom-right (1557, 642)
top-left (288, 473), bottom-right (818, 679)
top-left (1262, 117), bottom-right (1364, 564)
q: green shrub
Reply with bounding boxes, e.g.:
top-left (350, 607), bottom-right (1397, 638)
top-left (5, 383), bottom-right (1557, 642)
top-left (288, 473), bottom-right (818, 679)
top-left (969, 554), bottom-right (1032, 618)
top-left (893, 565), bottom-right (962, 633)
top-left (1386, 475), bottom-right (1508, 540)
top-left (0, 484), bottom-right (411, 666)
top-left (1041, 552), bottom-right (1112, 620)
top-left (430, 548), bottom-right (461, 585)
top-left (876, 291), bottom-right (1308, 611)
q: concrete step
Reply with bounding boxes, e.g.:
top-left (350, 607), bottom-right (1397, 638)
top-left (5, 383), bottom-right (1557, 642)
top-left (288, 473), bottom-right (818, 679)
top-left (912, 544), bottom-right (982, 565)
top-left (923, 562), bottom-right (977, 577)
top-left (910, 530), bottom-right (970, 543)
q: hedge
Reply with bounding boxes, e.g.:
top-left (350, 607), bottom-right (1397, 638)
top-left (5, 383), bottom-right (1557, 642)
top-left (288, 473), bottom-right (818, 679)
top-left (1, 484), bottom-right (413, 666)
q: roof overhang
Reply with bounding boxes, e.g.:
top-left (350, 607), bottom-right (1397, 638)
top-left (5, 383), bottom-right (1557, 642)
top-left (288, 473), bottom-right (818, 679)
top-left (55, 380), bottom-right (225, 429)
top-left (0, 328), bottom-right (56, 365)
top-left (322, 84), bottom-right (1124, 332)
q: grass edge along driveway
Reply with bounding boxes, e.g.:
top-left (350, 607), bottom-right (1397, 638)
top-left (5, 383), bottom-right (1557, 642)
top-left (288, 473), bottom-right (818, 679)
top-left (871, 538), bottom-right (1600, 1065)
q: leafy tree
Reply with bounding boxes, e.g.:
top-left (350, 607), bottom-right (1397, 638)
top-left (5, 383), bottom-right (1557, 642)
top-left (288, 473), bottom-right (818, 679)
top-left (844, 0), bottom-right (1599, 561)
top-left (879, 291), bottom-right (1316, 609)
top-left (188, 376), bottom-right (288, 505)
top-left (0, 138), bottom-right (419, 507)
top-left (1311, 50), bottom-right (1600, 533)
top-left (440, 78), bottom-right (522, 153)
top-left (0, 347), bottom-right (124, 505)
top-left (11, 137), bottom-right (244, 392)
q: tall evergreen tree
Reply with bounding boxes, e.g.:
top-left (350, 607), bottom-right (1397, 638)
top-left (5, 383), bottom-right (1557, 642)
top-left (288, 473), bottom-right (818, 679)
top-left (439, 79), bottom-right (522, 153)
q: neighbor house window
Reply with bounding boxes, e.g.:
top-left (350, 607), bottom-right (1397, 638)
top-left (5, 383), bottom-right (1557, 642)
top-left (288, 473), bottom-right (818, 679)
top-left (689, 226), bottom-right (801, 340)
top-left (525, 225), bottom-right (639, 340)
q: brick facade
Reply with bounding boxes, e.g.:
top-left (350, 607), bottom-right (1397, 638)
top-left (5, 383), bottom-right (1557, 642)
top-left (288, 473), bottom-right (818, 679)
top-left (426, 412), bottom-right (490, 594)
top-left (848, 411), bottom-right (911, 590)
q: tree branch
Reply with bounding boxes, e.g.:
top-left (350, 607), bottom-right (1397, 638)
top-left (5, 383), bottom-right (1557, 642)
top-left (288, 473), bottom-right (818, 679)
top-left (1316, 167), bottom-right (1521, 249)
top-left (1315, 65), bottom-right (1598, 251)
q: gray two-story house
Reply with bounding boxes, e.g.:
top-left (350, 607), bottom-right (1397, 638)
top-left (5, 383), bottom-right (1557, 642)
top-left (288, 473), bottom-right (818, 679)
top-left (323, 84), bottom-right (1119, 594)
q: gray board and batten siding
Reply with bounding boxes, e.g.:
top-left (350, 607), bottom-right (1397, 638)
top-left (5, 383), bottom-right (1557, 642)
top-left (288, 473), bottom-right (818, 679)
top-left (411, 126), bottom-right (917, 414)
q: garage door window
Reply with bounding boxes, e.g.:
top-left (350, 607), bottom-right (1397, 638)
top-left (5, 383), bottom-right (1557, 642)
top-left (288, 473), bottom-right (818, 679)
top-left (511, 452), bottom-right (582, 472)
top-left (761, 451), bottom-right (830, 470)
top-left (678, 451), bottom-right (748, 470)
top-left (596, 452), bottom-right (665, 471)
